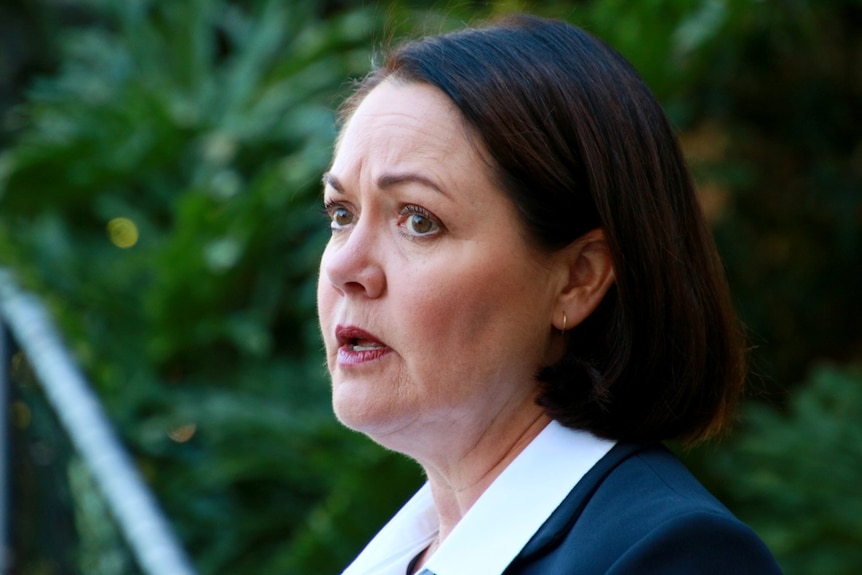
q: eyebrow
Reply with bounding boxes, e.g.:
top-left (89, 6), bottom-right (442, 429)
top-left (322, 171), bottom-right (448, 198)
top-left (322, 172), bottom-right (343, 193)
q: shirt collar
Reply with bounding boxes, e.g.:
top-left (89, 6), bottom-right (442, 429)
top-left (342, 421), bottom-right (616, 575)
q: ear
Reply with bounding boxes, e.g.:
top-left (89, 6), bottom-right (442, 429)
top-left (553, 228), bottom-right (616, 331)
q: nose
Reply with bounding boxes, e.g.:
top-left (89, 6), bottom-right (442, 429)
top-left (320, 221), bottom-right (386, 299)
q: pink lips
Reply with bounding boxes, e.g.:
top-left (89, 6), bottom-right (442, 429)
top-left (335, 325), bottom-right (392, 365)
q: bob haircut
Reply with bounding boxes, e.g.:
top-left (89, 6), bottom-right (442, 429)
top-left (337, 14), bottom-right (746, 444)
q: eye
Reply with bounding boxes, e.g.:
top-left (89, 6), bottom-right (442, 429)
top-left (400, 205), bottom-right (441, 237)
top-left (324, 202), bottom-right (354, 230)
top-left (407, 213), bottom-right (434, 234)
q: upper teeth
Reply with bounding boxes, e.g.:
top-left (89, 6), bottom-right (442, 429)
top-left (353, 343), bottom-right (381, 351)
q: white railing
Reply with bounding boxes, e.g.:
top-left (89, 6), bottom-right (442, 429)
top-left (0, 270), bottom-right (197, 575)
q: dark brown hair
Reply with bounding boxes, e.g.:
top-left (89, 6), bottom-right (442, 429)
top-left (338, 14), bottom-right (745, 444)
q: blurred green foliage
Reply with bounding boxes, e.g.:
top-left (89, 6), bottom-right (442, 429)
top-left (2, 1), bottom-right (425, 573)
top-left (707, 364), bottom-right (862, 575)
top-left (1, 0), bottom-right (860, 574)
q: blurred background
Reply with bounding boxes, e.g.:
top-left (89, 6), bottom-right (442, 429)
top-left (0, 0), bottom-right (859, 573)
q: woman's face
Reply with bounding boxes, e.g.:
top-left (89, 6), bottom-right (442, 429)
top-left (317, 80), bottom-right (564, 458)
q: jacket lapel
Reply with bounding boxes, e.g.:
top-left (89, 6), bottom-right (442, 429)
top-left (513, 442), bottom-right (649, 562)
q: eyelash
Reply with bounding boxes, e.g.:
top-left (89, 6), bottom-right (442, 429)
top-left (399, 205), bottom-right (441, 236)
top-left (321, 201), bottom-right (443, 237)
top-left (322, 200), bottom-right (352, 229)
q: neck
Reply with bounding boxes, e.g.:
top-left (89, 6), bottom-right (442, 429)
top-left (421, 410), bottom-right (551, 543)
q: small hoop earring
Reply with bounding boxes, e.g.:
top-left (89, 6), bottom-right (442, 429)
top-left (561, 311), bottom-right (567, 335)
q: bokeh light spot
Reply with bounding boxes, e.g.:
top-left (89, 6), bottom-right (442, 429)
top-left (107, 217), bottom-right (139, 248)
top-left (168, 423), bottom-right (197, 443)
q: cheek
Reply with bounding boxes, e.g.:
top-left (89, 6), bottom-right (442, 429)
top-left (402, 258), bottom-right (546, 363)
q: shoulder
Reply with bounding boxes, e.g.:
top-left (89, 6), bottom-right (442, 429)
top-left (509, 443), bottom-right (783, 575)
top-left (603, 506), bottom-right (781, 574)
top-left (592, 443), bottom-right (731, 520)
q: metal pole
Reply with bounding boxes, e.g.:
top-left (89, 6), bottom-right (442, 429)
top-left (0, 271), bottom-right (197, 575)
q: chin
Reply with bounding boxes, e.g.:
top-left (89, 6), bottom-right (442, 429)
top-left (332, 384), bottom-right (388, 432)
top-left (333, 389), bottom-right (418, 451)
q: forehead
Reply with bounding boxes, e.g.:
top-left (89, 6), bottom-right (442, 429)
top-left (331, 80), bottom-right (486, 175)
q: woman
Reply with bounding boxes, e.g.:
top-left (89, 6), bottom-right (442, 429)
top-left (317, 13), bottom-right (783, 575)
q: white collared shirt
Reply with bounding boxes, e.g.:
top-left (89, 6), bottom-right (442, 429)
top-left (341, 421), bottom-right (616, 575)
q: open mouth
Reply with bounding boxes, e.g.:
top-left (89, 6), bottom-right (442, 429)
top-left (334, 326), bottom-right (391, 366)
top-left (336, 325), bottom-right (388, 352)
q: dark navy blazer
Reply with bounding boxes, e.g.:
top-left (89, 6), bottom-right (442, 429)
top-left (504, 442), bottom-right (783, 574)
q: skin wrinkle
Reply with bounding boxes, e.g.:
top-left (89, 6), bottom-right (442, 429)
top-left (424, 410), bottom-right (550, 542)
top-left (318, 79), bottom-right (614, 552)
